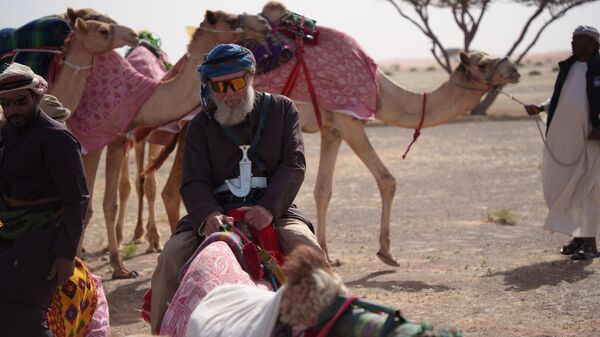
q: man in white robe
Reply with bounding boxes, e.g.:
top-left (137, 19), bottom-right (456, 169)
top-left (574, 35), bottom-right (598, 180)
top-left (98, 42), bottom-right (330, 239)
top-left (525, 25), bottom-right (600, 260)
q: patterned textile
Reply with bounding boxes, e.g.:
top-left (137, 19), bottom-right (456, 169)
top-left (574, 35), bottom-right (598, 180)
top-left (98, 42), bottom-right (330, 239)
top-left (47, 258), bottom-right (98, 337)
top-left (0, 16), bottom-right (70, 81)
top-left (253, 26), bottom-right (378, 120)
top-left (159, 241), bottom-right (271, 337)
top-left (242, 31), bottom-right (294, 74)
top-left (66, 50), bottom-right (159, 154)
top-left (0, 205), bottom-right (62, 240)
top-left (86, 275), bottom-right (111, 337)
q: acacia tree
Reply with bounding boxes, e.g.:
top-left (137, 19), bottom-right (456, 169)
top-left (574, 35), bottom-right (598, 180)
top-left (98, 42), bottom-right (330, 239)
top-left (385, 0), bottom-right (598, 115)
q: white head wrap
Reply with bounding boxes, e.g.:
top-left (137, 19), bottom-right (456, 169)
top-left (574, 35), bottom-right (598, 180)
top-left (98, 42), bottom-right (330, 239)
top-left (0, 63), bottom-right (48, 96)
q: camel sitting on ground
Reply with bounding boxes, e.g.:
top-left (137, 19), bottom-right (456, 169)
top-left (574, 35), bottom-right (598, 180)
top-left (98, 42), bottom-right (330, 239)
top-left (74, 10), bottom-right (270, 279)
top-left (142, 1), bottom-right (521, 267)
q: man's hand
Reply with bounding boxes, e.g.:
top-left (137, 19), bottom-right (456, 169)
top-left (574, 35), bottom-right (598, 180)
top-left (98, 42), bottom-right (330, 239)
top-left (588, 127), bottom-right (600, 141)
top-left (524, 104), bottom-right (543, 116)
top-left (47, 257), bottom-right (75, 285)
top-left (203, 211), bottom-right (234, 236)
top-left (241, 205), bottom-right (273, 231)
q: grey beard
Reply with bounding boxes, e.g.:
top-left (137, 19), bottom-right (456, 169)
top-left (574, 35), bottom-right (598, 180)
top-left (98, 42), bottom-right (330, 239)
top-left (213, 86), bottom-right (255, 126)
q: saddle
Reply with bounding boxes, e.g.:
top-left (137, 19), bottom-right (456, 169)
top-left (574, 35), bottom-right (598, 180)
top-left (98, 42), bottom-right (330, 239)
top-left (0, 16), bottom-right (71, 82)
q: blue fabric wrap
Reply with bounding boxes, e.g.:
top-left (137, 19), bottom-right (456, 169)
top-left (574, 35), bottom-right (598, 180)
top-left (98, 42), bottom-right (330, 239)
top-left (197, 44), bottom-right (256, 106)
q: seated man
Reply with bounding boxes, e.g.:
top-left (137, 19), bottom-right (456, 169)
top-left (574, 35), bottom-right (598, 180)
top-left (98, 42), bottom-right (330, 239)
top-left (150, 43), bottom-right (325, 333)
top-left (0, 63), bottom-right (89, 337)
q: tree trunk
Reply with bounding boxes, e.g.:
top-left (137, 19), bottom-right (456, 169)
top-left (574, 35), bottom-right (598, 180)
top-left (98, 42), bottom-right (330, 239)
top-left (470, 89), bottom-right (500, 115)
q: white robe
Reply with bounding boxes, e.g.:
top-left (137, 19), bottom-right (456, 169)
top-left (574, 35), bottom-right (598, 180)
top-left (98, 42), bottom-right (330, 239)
top-left (542, 61), bottom-right (600, 237)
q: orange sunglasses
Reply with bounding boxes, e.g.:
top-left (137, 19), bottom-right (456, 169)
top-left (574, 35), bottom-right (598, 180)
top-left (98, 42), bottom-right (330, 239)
top-left (209, 74), bottom-right (247, 93)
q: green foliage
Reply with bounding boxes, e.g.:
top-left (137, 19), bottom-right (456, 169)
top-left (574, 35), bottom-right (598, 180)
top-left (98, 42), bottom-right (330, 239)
top-left (528, 70), bottom-right (542, 76)
top-left (486, 208), bottom-right (517, 226)
top-left (120, 243), bottom-right (137, 260)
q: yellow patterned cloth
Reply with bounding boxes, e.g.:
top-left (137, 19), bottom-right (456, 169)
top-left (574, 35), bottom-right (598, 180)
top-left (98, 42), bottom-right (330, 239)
top-left (47, 258), bottom-right (98, 337)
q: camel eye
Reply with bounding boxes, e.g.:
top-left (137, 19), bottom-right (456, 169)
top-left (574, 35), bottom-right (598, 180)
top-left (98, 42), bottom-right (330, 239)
top-left (99, 28), bottom-right (110, 37)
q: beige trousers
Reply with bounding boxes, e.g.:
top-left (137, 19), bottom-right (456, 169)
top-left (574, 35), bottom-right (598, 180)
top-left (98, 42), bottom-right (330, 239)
top-left (149, 217), bottom-right (323, 334)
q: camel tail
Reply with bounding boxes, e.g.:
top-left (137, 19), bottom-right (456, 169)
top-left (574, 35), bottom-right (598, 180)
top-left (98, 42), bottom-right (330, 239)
top-left (140, 124), bottom-right (188, 177)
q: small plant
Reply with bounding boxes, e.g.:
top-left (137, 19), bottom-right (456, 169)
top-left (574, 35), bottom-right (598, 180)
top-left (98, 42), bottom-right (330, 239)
top-left (383, 70), bottom-right (394, 76)
top-left (120, 243), bottom-right (137, 260)
top-left (534, 61), bottom-right (544, 66)
top-left (528, 70), bottom-right (542, 76)
top-left (409, 67), bottom-right (417, 72)
top-left (486, 208), bottom-right (517, 225)
top-left (425, 66), bottom-right (436, 71)
top-left (552, 66), bottom-right (559, 72)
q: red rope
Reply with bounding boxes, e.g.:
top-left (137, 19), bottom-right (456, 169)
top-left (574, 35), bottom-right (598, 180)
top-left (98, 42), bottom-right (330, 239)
top-left (280, 17), bottom-right (323, 129)
top-left (402, 92), bottom-right (427, 160)
top-left (315, 296), bottom-right (359, 337)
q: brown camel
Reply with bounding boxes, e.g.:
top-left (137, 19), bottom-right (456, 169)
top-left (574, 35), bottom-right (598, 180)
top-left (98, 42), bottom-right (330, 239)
top-left (0, 9), bottom-right (138, 119)
top-left (143, 2), bottom-right (521, 267)
top-left (78, 10), bottom-right (270, 279)
top-left (47, 8), bottom-right (138, 112)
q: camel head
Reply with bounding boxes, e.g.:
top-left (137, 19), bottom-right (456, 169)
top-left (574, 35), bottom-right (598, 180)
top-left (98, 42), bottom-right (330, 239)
top-left (262, 1), bottom-right (288, 26)
top-left (187, 10), bottom-right (270, 57)
top-left (279, 246), bottom-right (347, 327)
top-left (64, 8), bottom-right (138, 54)
top-left (458, 51), bottom-right (520, 87)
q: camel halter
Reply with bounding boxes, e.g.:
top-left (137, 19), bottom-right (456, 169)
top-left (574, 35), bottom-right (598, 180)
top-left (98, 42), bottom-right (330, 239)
top-left (62, 24), bottom-right (119, 75)
top-left (498, 90), bottom-right (586, 167)
top-left (402, 56), bottom-right (510, 159)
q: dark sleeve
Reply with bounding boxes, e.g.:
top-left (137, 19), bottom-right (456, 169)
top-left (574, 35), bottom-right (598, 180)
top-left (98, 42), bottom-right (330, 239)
top-left (180, 119), bottom-right (223, 232)
top-left (42, 130), bottom-right (89, 260)
top-left (257, 98), bottom-right (306, 221)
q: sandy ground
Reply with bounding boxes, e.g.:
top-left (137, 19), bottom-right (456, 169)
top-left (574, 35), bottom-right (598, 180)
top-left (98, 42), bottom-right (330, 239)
top-left (81, 65), bottom-right (599, 337)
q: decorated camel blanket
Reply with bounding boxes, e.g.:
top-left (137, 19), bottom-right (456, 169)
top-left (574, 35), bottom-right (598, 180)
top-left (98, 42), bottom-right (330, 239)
top-left (159, 241), bottom-right (271, 337)
top-left (0, 16), bottom-right (70, 81)
top-left (66, 50), bottom-right (159, 154)
top-left (253, 26), bottom-right (378, 120)
top-left (47, 258), bottom-right (110, 337)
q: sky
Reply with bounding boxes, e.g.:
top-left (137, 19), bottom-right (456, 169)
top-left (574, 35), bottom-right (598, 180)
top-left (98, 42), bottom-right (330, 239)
top-left (3, 0), bottom-right (599, 63)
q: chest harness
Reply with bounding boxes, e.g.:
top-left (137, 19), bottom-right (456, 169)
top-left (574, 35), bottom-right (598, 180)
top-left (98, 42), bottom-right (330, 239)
top-left (213, 93), bottom-right (272, 198)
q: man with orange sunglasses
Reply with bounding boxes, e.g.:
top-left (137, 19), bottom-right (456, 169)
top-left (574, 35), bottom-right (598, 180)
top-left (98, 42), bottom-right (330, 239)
top-left (150, 44), bottom-right (325, 333)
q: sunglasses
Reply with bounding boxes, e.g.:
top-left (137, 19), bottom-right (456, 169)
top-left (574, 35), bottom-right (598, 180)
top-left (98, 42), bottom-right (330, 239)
top-left (0, 95), bottom-right (31, 108)
top-left (209, 75), bottom-right (247, 94)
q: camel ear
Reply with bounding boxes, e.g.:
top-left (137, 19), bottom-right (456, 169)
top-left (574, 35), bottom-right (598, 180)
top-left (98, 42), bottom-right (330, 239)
top-left (205, 10), bottom-right (218, 25)
top-left (66, 8), bottom-right (78, 24)
top-left (74, 18), bottom-right (88, 33)
top-left (459, 51), bottom-right (470, 65)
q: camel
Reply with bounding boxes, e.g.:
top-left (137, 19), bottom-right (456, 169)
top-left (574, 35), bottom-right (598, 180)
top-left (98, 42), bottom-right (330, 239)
top-left (47, 8), bottom-right (138, 112)
top-left (142, 1), bottom-right (521, 268)
top-left (0, 9), bottom-right (138, 118)
top-left (74, 10), bottom-right (270, 279)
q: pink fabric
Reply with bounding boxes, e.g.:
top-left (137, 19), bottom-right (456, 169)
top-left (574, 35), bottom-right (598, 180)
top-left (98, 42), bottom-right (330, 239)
top-left (66, 50), bottom-right (159, 154)
top-left (86, 275), bottom-right (110, 337)
top-left (160, 241), bottom-right (271, 337)
top-left (127, 46), bottom-right (169, 79)
top-left (254, 26), bottom-right (378, 120)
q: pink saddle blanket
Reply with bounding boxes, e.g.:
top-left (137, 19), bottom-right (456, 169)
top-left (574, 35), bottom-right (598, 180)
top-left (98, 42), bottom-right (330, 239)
top-left (66, 50), bottom-right (159, 154)
top-left (159, 241), bottom-right (271, 337)
top-left (254, 26), bottom-right (378, 120)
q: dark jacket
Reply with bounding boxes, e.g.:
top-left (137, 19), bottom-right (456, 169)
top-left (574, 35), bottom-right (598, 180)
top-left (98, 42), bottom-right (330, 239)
top-left (547, 50), bottom-right (600, 134)
top-left (179, 92), bottom-right (310, 233)
top-left (0, 111), bottom-right (89, 260)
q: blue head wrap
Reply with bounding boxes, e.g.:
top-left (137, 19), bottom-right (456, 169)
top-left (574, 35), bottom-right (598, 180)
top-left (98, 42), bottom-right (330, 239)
top-left (197, 44), bottom-right (256, 106)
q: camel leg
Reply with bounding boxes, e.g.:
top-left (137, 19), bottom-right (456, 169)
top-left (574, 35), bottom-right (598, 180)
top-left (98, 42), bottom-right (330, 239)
top-left (132, 141), bottom-right (146, 243)
top-left (116, 151), bottom-right (132, 248)
top-left (105, 138), bottom-right (138, 279)
top-left (145, 143), bottom-right (162, 253)
top-left (77, 149), bottom-right (103, 255)
top-left (336, 116), bottom-right (399, 267)
top-left (162, 136), bottom-right (184, 232)
top-left (313, 126), bottom-right (342, 263)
